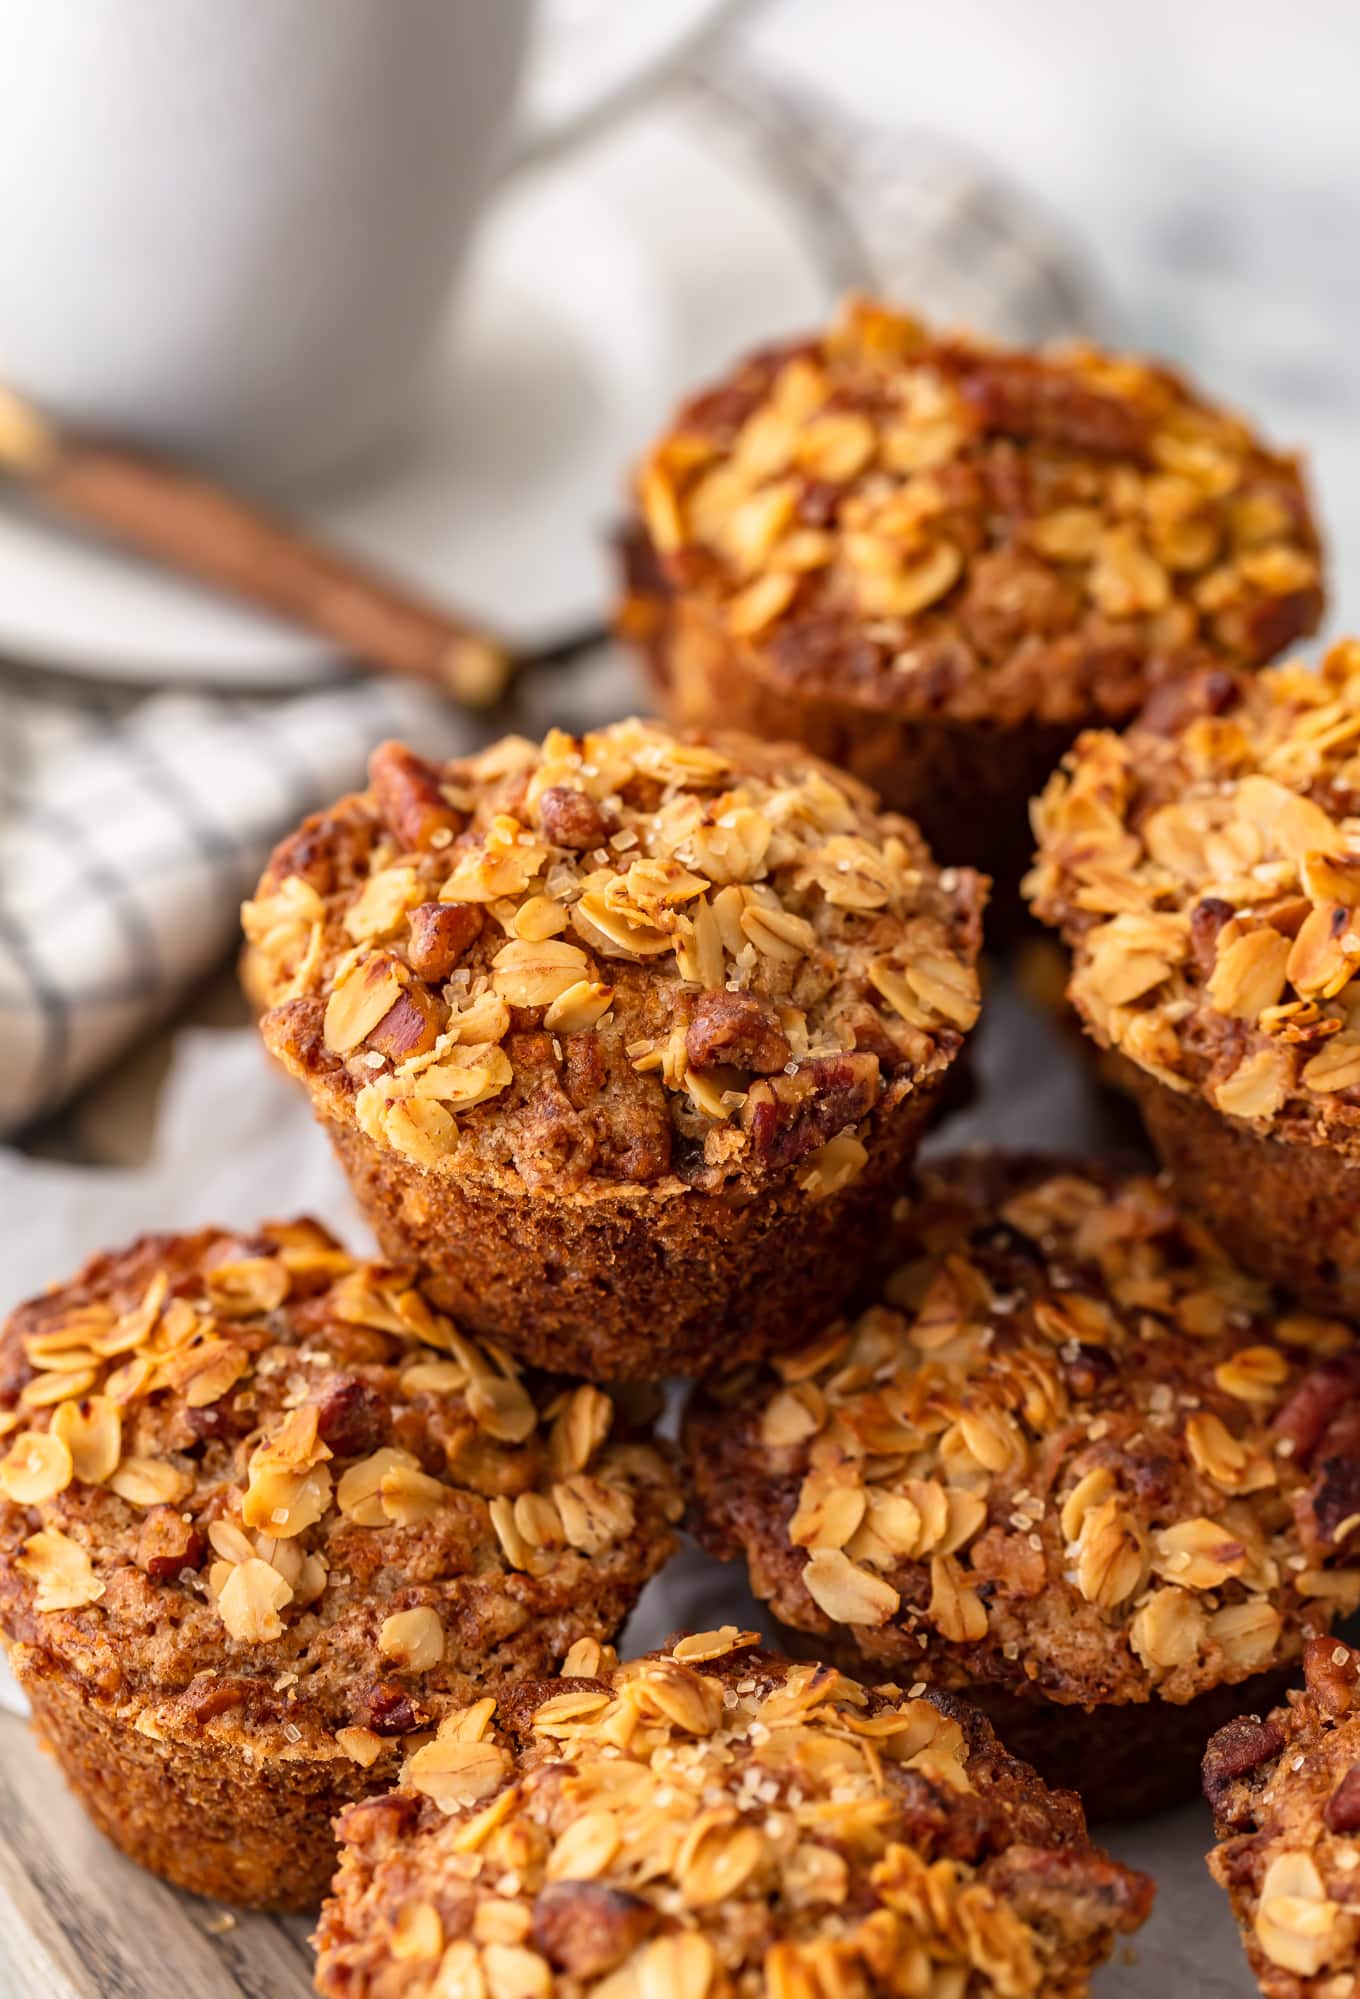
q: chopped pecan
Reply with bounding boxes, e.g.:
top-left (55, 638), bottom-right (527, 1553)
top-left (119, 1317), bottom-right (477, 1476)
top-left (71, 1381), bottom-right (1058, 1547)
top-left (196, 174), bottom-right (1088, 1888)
top-left (351, 1679), bottom-right (428, 1737)
top-left (406, 901), bottom-right (483, 981)
top-left (315, 1376), bottom-right (388, 1459)
top-left (686, 991), bottom-right (791, 1075)
top-left (1327, 1764), bottom-right (1360, 1833)
top-left (1304, 1633), bottom-right (1360, 1717)
top-left (366, 986), bottom-right (442, 1063)
top-left (1136, 668), bottom-right (1238, 738)
top-left (742, 1052), bottom-right (880, 1171)
top-left (955, 353), bottom-right (1148, 457)
top-left (841, 1003), bottom-right (910, 1072)
top-left (1310, 1455), bottom-right (1360, 1548)
top-left (531, 1882), bottom-right (660, 1979)
top-left (333, 1790), bottom-right (422, 1851)
top-left (984, 1844), bottom-right (1154, 1938)
top-left (1201, 1716), bottom-right (1284, 1819)
top-left (271, 808), bottom-right (377, 897)
top-left (1190, 897), bottom-right (1237, 975)
top-left (369, 742), bottom-right (463, 852)
top-left (186, 1676), bottom-right (248, 1723)
top-left (1218, 585), bottom-right (1323, 667)
top-left (537, 785), bottom-right (609, 852)
top-left (136, 1507), bottom-right (206, 1582)
top-left (1274, 1354), bottom-right (1360, 1466)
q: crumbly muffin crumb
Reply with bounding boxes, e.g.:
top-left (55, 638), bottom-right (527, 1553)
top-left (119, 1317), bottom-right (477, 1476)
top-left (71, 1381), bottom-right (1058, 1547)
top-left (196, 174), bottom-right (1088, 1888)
top-left (686, 1155), bottom-right (1360, 1710)
top-left (1026, 639), bottom-right (1360, 1155)
top-left (317, 1634), bottom-right (1152, 1999)
top-left (1206, 1636), bottom-right (1360, 1994)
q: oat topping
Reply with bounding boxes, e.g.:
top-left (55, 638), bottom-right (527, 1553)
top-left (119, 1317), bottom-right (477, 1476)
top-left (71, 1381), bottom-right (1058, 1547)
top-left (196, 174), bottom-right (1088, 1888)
top-left (0, 1223), bottom-right (681, 1760)
top-left (632, 296), bottom-right (1321, 727)
top-left (1027, 640), bottom-right (1360, 1148)
top-left (1206, 1637), bottom-right (1360, 1995)
top-left (686, 1156), bottom-right (1360, 1708)
top-left (242, 721), bottom-right (983, 1195)
top-left (317, 1638), bottom-right (1151, 1999)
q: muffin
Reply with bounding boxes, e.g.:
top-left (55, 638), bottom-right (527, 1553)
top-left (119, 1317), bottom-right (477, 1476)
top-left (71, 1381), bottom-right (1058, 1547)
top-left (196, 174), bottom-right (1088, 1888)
top-left (1205, 1636), bottom-right (1360, 1995)
top-left (241, 722), bottom-right (985, 1380)
top-left (621, 294), bottom-right (1322, 900)
top-left (316, 1631), bottom-right (1153, 1999)
top-left (0, 1220), bottom-right (681, 1908)
top-left (685, 1153), bottom-right (1360, 1821)
top-left (1027, 638), bottom-right (1360, 1317)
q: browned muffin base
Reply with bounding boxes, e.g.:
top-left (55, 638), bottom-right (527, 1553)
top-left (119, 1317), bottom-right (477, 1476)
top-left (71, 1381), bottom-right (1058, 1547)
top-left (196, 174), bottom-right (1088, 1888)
top-left (648, 594), bottom-right (1076, 913)
top-left (12, 1641), bottom-right (364, 1909)
top-left (967, 1670), bottom-right (1295, 1824)
top-left (1125, 1063), bottom-right (1360, 1318)
top-left (325, 1083), bottom-right (940, 1380)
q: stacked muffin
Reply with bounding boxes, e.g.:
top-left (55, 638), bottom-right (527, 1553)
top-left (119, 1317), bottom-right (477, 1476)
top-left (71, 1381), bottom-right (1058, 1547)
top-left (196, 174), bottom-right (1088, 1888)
top-left (7, 300), bottom-right (1360, 1999)
top-left (1028, 637), bottom-right (1360, 1316)
top-left (621, 295), bottom-right (1322, 900)
top-left (686, 1154), bottom-right (1360, 1822)
top-left (0, 1220), bottom-right (683, 1906)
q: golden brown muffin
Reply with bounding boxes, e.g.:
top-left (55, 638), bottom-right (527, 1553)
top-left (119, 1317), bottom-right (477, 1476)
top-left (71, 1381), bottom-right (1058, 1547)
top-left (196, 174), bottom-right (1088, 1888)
top-left (0, 1221), bottom-right (681, 1908)
top-left (684, 1154), bottom-right (1360, 1821)
top-left (241, 721), bottom-right (985, 1380)
top-left (1205, 1636), bottom-right (1360, 1996)
top-left (621, 294), bottom-right (1322, 904)
top-left (315, 1632), bottom-right (1153, 1999)
top-left (1027, 638), bottom-right (1360, 1317)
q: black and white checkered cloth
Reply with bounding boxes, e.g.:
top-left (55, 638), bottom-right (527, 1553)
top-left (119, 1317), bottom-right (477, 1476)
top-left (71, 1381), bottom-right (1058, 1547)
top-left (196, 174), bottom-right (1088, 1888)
top-left (0, 76), bottom-right (1099, 1138)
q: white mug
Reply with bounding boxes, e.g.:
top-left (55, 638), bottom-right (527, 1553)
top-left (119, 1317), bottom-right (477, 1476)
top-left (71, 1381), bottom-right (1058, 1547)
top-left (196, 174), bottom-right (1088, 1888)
top-left (0, 1), bottom-right (724, 487)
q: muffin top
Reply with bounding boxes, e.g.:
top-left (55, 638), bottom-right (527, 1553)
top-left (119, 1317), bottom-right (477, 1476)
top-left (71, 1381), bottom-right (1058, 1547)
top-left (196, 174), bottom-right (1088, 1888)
top-left (685, 1154), bottom-right (1360, 1709)
top-left (1027, 639), bottom-right (1360, 1152)
top-left (0, 1221), bottom-right (680, 1770)
top-left (1205, 1636), bottom-right (1360, 1994)
top-left (316, 1634), bottom-right (1152, 1999)
top-left (242, 721), bottom-right (984, 1199)
top-left (632, 295), bottom-right (1322, 728)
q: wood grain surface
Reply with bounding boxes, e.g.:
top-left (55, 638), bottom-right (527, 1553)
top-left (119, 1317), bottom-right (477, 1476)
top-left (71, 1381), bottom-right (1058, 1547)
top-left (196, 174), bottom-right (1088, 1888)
top-left (0, 1709), bottom-right (311, 1999)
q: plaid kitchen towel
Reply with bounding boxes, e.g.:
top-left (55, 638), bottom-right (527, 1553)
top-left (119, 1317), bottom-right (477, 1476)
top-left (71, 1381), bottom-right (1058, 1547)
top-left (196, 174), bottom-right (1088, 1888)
top-left (0, 672), bottom-right (461, 1132)
top-left (0, 79), bottom-right (1098, 1138)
